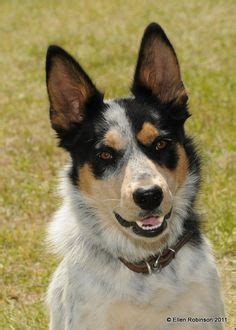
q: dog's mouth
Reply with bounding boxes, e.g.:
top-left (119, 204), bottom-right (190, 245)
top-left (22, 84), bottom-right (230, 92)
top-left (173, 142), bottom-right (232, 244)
top-left (114, 210), bottom-right (172, 238)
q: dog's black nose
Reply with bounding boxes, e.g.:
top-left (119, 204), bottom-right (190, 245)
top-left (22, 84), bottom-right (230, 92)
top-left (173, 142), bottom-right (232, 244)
top-left (133, 186), bottom-right (163, 210)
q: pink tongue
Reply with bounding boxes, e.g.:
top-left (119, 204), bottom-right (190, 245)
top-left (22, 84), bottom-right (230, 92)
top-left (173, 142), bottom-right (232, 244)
top-left (141, 217), bottom-right (160, 226)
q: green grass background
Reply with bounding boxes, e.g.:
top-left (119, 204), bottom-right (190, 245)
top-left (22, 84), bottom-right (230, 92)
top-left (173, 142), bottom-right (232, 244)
top-left (0, 0), bottom-right (235, 328)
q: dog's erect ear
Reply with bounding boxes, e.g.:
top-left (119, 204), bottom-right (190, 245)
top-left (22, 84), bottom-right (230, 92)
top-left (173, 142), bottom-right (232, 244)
top-left (131, 23), bottom-right (187, 105)
top-left (46, 46), bottom-right (103, 131)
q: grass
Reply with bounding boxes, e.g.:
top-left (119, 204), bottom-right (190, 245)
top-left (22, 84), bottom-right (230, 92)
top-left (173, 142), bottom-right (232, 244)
top-left (0, 0), bottom-right (235, 328)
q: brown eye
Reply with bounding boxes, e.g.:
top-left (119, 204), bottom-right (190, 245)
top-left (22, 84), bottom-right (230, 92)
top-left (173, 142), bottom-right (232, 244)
top-left (155, 140), bottom-right (168, 150)
top-left (98, 152), bottom-right (113, 160)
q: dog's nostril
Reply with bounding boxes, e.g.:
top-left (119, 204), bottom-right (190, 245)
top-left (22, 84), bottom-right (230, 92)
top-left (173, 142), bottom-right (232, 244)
top-left (133, 186), bottom-right (163, 210)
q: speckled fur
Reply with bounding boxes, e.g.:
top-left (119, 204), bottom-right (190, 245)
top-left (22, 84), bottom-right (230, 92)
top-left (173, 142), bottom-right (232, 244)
top-left (45, 23), bottom-right (225, 330)
top-left (46, 102), bottom-right (224, 329)
top-left (47, 169), bottom-right (224, 329)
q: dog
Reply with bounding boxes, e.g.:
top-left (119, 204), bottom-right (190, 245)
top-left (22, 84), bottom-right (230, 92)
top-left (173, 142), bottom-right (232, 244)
top-left (45, 23), bottom-right (225, 329)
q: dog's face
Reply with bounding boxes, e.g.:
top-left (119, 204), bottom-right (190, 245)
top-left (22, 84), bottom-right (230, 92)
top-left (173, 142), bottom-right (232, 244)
top-left (46, 23), bottom-right (193, 249)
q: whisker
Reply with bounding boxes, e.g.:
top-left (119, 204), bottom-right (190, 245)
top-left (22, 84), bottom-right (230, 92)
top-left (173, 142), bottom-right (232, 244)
top-left (102, 198), bottom-right (120, 202)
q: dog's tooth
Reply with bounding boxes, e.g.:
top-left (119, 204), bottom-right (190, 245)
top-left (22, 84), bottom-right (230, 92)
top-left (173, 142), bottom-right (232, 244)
top-left (136, 219), bottom-right (163, 231)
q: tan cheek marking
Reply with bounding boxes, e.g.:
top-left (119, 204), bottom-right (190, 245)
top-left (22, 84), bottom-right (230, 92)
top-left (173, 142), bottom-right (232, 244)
top-left (154, 145), bottom-right (188, 193)
top-left (78, 164), bottom-right (123, 207)
top-left (165, 144), bottom-right (188, 189)
top-left (136, 122), bottom-right (159, 145)
top-left (104, 129), bottom-right (126, 150)
top-left (78, 164), bottom-right (94, 195)
top-left (175, 145), bottom-right (188, 186)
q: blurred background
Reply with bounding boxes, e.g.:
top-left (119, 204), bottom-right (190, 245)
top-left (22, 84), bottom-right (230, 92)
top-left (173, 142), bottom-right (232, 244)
top-left (0, 0), bottom-right (235, 328)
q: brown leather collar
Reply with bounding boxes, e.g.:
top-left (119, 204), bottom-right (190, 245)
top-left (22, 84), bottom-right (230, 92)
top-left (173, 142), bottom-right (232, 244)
top-left (119, 231), bottom-right (194, 275)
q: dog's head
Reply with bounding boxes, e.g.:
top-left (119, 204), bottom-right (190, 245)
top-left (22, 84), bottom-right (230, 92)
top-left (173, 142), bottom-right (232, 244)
top-left (46, 23), bottom-right (200, 258)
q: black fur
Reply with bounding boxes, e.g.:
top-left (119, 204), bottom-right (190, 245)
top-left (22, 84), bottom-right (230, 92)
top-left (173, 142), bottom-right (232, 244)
top-left (46, 23), bottom-right (202, 246)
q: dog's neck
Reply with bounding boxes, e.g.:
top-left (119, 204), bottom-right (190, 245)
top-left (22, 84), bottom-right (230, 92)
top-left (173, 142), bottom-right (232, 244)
top-left (119, 230), bottom-right (194, 274)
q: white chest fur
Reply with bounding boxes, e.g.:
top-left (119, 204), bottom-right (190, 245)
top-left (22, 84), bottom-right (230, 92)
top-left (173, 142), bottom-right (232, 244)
top-left (48, 239), bottom-right (224, 330)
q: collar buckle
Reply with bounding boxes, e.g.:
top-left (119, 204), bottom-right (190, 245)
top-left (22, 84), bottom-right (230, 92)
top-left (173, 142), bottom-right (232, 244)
top-left (119, 231), bottom-right (194, 275)
top-left (168, 247), bottom-right (176, 256)
top-left (145, 253), bottom-right (162, 274)
top-left (152, 253), bottom-right (162, 273)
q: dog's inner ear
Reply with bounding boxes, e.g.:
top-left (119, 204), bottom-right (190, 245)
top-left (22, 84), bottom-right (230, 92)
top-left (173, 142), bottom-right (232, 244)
top-left (46, 46), bottom-right (102, 131)
top-left (132, 23), bottom-right (187, 104)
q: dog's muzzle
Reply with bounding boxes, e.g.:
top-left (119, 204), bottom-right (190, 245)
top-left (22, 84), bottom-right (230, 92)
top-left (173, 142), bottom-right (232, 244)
top-left (114, 209), bottom-right (172, 238)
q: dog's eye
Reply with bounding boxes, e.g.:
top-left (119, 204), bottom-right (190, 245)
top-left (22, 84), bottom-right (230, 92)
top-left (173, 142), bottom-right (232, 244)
top-left (155, 140), bottom-right (168, 150)
top-left (97, 151), bottom-right (113, 160)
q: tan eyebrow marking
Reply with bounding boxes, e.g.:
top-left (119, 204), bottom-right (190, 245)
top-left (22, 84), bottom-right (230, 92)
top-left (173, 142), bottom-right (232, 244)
top-left (104, 129), bottom-right (126, 150)
top-left (136, 122), bottom-right (159, 145)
